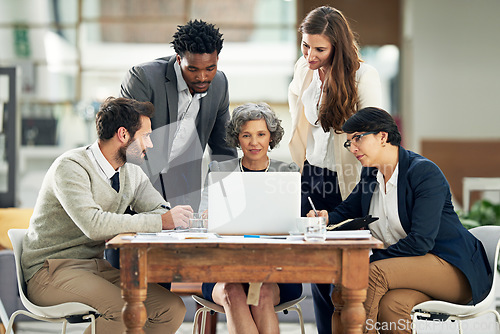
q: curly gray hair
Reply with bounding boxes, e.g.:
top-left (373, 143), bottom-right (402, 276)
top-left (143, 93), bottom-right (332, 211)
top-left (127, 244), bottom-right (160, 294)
top-left (225, 102), bottom-right (284, 150)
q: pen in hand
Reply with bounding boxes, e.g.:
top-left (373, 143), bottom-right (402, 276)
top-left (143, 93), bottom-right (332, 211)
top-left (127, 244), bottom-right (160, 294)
top-left (308, 196), bottom-right (318, 217)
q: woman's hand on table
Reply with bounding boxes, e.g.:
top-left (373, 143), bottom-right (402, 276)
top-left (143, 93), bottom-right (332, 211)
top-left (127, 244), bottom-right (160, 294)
top-left (306, 209), bottom-right (329, 224)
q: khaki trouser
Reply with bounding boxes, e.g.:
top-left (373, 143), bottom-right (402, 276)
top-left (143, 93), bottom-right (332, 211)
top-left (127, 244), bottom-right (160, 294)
top-left (364, 253), bottom-right (472, 334)
top-left (27, 258), bottom-right (186, 334)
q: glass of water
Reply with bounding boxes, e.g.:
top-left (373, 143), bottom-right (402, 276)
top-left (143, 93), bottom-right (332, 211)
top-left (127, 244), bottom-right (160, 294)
top-left (189, 213), bottom-right (208, 233)
top-left (304, 217), bottom-right (327, 242)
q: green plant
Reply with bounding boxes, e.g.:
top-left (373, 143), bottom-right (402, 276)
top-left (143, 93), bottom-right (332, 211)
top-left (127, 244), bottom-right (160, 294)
top-left (458, 199), bottom-right (500, 272)
top-left (459, 199), bottom-right (500, 229)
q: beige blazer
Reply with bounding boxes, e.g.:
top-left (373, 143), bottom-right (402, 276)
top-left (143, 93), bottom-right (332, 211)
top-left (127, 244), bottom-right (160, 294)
top-left (288, 56), bottom-right (382, 200)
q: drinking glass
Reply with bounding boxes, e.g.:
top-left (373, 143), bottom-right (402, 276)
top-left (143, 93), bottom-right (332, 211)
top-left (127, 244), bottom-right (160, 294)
top-left (189, 213), bottom-right (208, 233)
top-left (303, 217), bottom-right (326, 242)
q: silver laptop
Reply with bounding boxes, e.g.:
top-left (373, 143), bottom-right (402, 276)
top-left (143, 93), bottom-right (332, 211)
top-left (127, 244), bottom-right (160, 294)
top-left (207, 172), bottom-right (301, 235)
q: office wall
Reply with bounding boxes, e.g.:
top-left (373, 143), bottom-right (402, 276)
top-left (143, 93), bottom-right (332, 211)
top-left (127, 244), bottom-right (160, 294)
top-left (401, 0), bottom-right (500, 151)
top-left (298, 0), bottom-right (400, 47)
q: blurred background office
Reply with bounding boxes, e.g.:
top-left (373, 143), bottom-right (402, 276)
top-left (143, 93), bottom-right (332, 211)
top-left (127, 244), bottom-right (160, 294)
top-left (2, 0), bottom-right (498, 210)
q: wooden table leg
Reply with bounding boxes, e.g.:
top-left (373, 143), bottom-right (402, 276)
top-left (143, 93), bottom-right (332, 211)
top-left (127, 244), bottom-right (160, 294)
top-left (120, 247), bottom-right (148, 334)
top-left (332, 248), bottom-right (370, 334)
top-left (341, 288), bottom-right (367, 334)
top-left (207, 312), bottom-right (218, 334)
top-left (194, 304), bottom-right (218, 334)
top-left (332, 285), bottom-right (344, 333)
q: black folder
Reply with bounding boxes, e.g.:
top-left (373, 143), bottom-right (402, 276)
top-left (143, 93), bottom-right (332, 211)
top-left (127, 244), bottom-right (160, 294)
top-left (327, 215), bottom-right (379, 231)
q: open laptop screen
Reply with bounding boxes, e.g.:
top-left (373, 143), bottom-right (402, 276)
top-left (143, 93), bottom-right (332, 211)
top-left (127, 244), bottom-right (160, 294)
top-left (207, 172), bottom-right (301, 235)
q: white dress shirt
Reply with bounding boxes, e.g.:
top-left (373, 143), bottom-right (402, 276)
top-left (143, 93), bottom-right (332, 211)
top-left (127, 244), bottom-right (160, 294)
top-left (368, 165), bottom-right (407, 248)
top-left (167, 60), bottom-right (207, 163)
top-left (86, 141), bottom-right (120, 186)
top-left (301, 70), bottom-right (336, 171)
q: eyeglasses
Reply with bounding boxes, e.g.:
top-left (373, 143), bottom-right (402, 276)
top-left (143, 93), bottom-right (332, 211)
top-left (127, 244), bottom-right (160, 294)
top-left (343, 132), bottom-right (378, 150)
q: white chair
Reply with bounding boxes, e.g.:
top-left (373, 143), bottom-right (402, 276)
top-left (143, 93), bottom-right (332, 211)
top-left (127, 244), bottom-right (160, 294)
top-left (411, 225), bottom-right (500, 334)
top-left (192, 294), bottom-right (307, 334)
top-left (5, 229), bottom-right (99, 334)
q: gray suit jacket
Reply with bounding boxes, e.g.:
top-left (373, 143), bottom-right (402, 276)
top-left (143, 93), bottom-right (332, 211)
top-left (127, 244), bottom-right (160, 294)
top-left (120, 56), bottom-right (237, 209)
top-left (120, 55), bottom-right (237, 159)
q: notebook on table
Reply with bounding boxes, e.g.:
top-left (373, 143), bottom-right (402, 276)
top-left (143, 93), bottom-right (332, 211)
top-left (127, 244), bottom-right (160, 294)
top-left (207, 172), bottom-right (301, 235)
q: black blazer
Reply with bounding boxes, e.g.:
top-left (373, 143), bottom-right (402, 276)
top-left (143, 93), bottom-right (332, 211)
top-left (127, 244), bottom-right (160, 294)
top-left (329, 146), bottom-right (492, 304)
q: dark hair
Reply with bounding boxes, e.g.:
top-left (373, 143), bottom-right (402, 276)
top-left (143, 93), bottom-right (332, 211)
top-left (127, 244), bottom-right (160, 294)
top-left (299, 6), bottom-right (361, 133)
top-left (96, 97), bottom-right (155, 141)
top-left (225, 102), bottom-right (284, 150)
top-left (171, 19), bottom-right (223, 57)
top-left (342, 107), bottom-right (401, 146)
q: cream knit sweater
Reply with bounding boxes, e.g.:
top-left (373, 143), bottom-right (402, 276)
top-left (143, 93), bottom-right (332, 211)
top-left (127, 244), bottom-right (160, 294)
top-left (22, 146), bottom-right (166, 281)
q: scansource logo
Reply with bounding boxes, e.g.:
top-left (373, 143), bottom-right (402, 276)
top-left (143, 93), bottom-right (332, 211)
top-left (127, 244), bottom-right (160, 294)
top-left (366, 318), bottom-right (499, 333)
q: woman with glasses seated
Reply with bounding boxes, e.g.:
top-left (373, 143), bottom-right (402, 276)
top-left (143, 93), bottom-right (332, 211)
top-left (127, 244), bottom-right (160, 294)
top-left (200, 102), bottom-right (302, 334)
top-left (308, 107), bottom-right (492, 334)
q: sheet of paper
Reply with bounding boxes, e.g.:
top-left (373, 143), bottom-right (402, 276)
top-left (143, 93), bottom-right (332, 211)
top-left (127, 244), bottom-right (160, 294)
top-left (128, 233), bottom-right (305, 244)
top-left (126, 231), bottom-right (372, 243)
top-left (247, 282), bottom-right (263, 306)
top-left (130, 232), bottom-right (220, 243)
top-left (325, 230), bottom-right (371, 239)
top-left (219, 236), bottom-right (297, 244)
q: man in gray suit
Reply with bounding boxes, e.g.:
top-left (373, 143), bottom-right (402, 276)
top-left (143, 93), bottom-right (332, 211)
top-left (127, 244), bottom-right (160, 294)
top-left (120, 20), bottom-right (237, 211)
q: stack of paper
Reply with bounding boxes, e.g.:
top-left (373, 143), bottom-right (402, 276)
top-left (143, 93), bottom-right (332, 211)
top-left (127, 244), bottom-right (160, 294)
top-left (325, 230), bottom-right (371, 239)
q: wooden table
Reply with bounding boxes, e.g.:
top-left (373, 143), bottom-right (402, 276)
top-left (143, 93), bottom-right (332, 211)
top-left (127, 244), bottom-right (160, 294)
top-left (107, 234), bottom-right (383, 334)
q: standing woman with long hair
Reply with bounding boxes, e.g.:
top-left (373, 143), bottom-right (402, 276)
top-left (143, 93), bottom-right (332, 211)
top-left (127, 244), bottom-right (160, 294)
top-left (288, 6), bottom-right (382, 333)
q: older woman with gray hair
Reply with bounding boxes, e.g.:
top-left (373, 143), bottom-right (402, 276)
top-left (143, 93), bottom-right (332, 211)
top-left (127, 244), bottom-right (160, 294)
top-left (200, 102), bottom-right (302, 334)
top-left (224, 102), bottom-right (284, 154)
top-left (213, 102), bottom-right (294, 172)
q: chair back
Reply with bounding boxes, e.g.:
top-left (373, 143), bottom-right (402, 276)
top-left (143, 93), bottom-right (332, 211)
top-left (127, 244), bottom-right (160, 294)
top-left (411, 225), bottom-right (500, 321)
top-left (7, 229), bottom-right (33, 313)
top-left (469, 226), bottom-right (500, 306)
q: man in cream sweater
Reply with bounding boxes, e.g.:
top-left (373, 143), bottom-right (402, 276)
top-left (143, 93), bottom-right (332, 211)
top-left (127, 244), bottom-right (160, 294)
top-left (21, 97), bottom-right (193, 333)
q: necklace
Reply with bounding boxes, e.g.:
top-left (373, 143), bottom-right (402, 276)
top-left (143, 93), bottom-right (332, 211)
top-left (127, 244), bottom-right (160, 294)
top-left (239, 157), bottom-right (270, 172)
